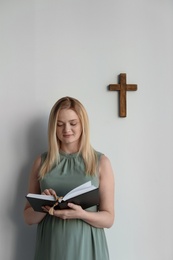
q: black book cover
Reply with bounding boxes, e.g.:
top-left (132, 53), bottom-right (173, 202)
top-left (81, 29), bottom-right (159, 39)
top-left (54, 188), bottom-right (99, 210)
top-left (26, 188), bottom-right (99, 212)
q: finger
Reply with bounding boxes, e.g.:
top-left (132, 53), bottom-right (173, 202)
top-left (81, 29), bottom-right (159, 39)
top-left (42, 189), bottom-right (50, 195)
top-left (67, 203), bottom-right (78, 209)
top-left (42, 189), bottom-right (55, 195)
top-left (42, 206), bottom-right (49, 212)
top-left (48, 189), bottom-right (57, 196)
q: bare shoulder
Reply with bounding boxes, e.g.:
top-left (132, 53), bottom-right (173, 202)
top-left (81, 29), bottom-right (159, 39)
top-left (29, 155), bottom-right (42, 183)
top-left (99, 154), bottom-right (113, 173)
top-left (32, 155), bottom-right (42, 170)
top-left (24, 155), bottom-right (42, 209)
top-left (100, 154), bottom-right (111, 164)
top-left (29, 156), bottom-right (41, 188)
top-left (98, 154), bottom-right (114, 183)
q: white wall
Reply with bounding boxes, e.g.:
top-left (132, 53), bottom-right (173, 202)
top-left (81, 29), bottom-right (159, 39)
top-left (1, 0), bottom-right (173, 259)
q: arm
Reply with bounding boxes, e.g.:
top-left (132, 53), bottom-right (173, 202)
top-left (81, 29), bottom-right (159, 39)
top-left (44, 155), bottom-right (115, 228)
top-left (23, 156), bottom-right (47, 225)
top-left (81, 155), bottom-right (115, 228)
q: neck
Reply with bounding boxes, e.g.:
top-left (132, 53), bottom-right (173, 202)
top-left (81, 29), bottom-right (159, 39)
top-left (60, 143), bottom-right (79, 154)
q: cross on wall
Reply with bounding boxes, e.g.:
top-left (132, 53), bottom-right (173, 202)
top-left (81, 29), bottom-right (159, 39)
top-left (108, 73), bottom-right (137, 117)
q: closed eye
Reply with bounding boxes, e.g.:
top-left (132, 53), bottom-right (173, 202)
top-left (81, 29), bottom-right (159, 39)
top-left (56, 120), bottom-right (79, 127)
top-left (57, 122), bottom-right (64, 127)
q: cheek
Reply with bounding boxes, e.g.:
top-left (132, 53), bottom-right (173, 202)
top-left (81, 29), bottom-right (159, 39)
top-left (77, 126), bottom-right (82, 136)
top-left (56, 128), bottom-right (61, 138)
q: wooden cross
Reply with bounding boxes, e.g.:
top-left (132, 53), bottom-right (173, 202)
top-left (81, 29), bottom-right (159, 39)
top-left (108, 73), bottom-right (137, 117)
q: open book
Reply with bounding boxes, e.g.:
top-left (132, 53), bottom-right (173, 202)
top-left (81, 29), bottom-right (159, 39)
top-left (26, 181), bottom-right (99, 212)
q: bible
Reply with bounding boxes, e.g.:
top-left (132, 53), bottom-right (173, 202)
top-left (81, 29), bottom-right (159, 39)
top-left (26, 181), bottom-right (99, 212)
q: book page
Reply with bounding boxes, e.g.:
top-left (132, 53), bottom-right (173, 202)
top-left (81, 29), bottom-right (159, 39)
top-left (26, 181), bottom-right (97, 202)
top-left (63, 181), bottom-right (97, 201)
top-left (27, 193), bottom-right (55, 201)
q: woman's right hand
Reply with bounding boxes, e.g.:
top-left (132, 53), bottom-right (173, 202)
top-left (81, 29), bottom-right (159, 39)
top-left (42, 188), bottom-right (57, 198)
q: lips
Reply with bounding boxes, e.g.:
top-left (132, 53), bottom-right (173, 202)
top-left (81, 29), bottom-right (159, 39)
top-left (63, 134), bottom-right (72, 138)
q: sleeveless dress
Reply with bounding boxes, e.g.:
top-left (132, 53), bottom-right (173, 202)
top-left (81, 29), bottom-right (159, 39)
top-left (34, 151), bottom-right (109, 260)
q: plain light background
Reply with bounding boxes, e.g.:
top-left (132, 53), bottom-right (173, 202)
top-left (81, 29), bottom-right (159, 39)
top-left (0, 0), bottom-right (173, 259)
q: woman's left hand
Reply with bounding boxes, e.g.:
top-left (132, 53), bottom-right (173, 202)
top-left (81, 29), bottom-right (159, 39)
top-left (42, 203), bottom-right (85, 220)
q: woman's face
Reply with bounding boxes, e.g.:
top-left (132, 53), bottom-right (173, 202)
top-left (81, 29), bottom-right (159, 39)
top-left (56, 108), bottom-right (82, 148)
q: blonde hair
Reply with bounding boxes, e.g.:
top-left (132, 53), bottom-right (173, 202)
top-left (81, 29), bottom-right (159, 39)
top-left (39, 96), bottom-right (97, 178)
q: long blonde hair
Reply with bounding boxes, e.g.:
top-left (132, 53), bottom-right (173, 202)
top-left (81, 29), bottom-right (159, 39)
top-left (39, 97), bottom-right (97, 178)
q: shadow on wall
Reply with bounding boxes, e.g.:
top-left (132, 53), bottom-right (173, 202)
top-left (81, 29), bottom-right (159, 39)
top-left (9, 116), bottom-right (48, 260)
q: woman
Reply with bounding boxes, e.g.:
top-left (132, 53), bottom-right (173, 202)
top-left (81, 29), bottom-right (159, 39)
top-left (24, 96), bottom-right (115, 260)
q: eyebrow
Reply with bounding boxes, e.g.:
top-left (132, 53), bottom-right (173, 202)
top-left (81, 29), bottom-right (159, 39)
top-left (57, 119), bottom-right (78, 123)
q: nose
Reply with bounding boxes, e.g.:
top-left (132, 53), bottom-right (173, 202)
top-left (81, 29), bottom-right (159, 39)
top-left (63, 123), bottom-right (71, 132)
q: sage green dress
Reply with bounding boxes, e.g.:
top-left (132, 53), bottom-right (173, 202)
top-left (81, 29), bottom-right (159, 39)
top-left (34, 151), bottom-right (109, 260)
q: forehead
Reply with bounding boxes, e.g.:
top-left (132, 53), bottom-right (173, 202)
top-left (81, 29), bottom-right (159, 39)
top-left (57, 109), bottom-right (79, 121)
